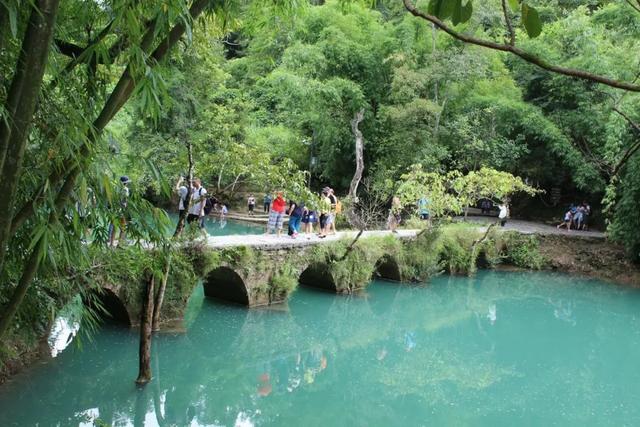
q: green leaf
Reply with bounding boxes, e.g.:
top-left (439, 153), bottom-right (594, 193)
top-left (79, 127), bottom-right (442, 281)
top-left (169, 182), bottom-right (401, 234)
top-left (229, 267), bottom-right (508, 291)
top-left (6, 2), bottom-right (18, 37)
top-left (521, 3), bottom-right (542, 38)
top-left (460, 0), bottom-right (473, 23)
top-left (428, 0), bottom-right (456, 20)
top-left (440, 0), bottom-right (456, 19)
top-left (507, 0), bottom-right (519, 13)
top-left (451, 0), bottom-right (463, 25)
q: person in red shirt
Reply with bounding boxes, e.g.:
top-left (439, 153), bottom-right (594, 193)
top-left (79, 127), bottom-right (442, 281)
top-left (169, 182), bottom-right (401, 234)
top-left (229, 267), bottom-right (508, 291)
top-left (266, 191), bottom-right (287, 237)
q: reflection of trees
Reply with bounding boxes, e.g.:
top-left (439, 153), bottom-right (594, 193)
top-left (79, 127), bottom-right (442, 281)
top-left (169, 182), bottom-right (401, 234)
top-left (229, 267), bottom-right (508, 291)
top-left (2, 271), bottom-right (640, 425)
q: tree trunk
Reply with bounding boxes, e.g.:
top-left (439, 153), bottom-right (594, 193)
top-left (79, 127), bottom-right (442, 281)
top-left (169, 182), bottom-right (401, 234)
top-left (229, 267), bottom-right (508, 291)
top-left (432, 23), bottom-right (438, 103)
top-left (0, 0), bottom-right (60, 277)
top-left (0, 162), bottom-right (75, 340)
top-left (136, 274), bottom-right (155, 385)
top-left (348, 109), bottom-right (365, 199)
top-left (152, 258), bottom-right (171, 331)
top-left (174, 137), bottom-right (194, 236)
top-left (0, 235), bottom-right (45, 338)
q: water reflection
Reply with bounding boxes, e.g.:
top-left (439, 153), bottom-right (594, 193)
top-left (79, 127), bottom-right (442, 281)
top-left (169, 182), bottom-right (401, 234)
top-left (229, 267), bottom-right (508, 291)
top-left (2, 271), bottom-right (640, 426)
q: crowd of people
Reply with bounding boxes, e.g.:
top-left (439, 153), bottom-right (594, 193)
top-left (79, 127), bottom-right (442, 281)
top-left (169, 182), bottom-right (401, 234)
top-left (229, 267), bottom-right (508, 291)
top-left (557, 202), bottom-right (591, 232)
top-left (263, 187), bottom-right (341, 239)
top-left (175, 177), bottom-right (229, 230)
top-left (174, 177), bottom-right (344, 239)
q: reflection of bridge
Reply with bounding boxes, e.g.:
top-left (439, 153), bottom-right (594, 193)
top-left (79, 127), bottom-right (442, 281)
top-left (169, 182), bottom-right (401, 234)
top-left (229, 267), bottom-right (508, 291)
top-left (100, 230), bottom-right (418, 327)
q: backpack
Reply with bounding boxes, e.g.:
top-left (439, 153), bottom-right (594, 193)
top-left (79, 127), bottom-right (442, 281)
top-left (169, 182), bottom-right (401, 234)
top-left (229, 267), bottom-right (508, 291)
top-left (199, 188), bottom-right (214, 215)
top-left (292, 202), bottom-right (304, 217)
top-left (335, 199), bottom-right (342, 214)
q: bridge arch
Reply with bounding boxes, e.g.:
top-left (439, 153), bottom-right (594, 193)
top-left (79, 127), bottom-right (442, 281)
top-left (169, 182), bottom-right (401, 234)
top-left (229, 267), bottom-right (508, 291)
top-left (204, 266), bottom-right (250, 305)
top-left (374, 254), bottom-right (402, 282)
top-left (299, 262), bottom-right (336, 291)
top-left (92, 288), bottom-right (131, 326)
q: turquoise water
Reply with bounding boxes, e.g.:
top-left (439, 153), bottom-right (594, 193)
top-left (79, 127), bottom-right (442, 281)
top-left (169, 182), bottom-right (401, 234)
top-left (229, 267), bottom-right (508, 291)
top-left (1, 271), bottom-right (640, 426)
top-left (169, 214), bottom-right (264, 236)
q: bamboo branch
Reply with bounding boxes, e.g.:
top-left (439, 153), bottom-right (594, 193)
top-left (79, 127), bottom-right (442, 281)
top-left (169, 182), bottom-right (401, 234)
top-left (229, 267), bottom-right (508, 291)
top-left (612, 107), bottom-right (640, 176)
top-left (625, 0), bottom-right (640, 14)
top-left (501, 0), bottom-right (515, 46)
top-left (0, 0), bottom-right (61, 286)
top-left (0, 0), bottom-right (212, 340)
top-left (402, 0), bottom-right (640, 92)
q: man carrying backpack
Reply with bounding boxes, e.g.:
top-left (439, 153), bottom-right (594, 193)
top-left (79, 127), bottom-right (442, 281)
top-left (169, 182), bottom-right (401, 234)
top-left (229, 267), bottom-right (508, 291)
top-left (187, 178), bottom-right (207, 229)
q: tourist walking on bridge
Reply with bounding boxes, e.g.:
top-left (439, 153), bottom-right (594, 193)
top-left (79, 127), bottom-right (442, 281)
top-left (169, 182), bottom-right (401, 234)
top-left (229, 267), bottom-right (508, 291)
top-left (266, 191), bottom-right (286, 237)
top-left (263, 193), bottom-right (272, 213)
top-left (318, 190), bottom-right (332, 238)
top-left (387, 196), bottom-right (402, 233)
top-left (328, 188), bottom-right (339, 235)
top-left (176, 176), bottom-right (189, 223)
top-left (187, 178), bottom-right (207, 229)
top-left (288, 200), bottom-right (303, 238)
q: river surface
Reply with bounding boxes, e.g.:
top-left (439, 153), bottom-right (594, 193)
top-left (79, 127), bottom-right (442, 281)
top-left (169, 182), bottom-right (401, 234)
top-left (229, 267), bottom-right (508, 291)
top-left (170, 215), bottom-right (264, 236)
top-left (1, 271), bottom-right (640, 426)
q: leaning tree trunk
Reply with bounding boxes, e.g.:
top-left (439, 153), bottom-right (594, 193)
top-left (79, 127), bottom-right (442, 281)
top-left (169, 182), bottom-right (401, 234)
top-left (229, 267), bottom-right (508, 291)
top-left (136, 273), bottom-right (155, 385)
top-left (348, 109), bottom-right (365, 199)
top-left (152, 258), bottom-right (171, 331)
top-left (174, 137), bottom-right (194, 236)
top-left (0, 0), bottom-right (60, 278)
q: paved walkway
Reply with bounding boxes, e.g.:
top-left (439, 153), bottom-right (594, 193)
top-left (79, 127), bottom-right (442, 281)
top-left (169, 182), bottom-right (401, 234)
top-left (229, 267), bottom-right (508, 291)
top-left (205, 229), bottom-right (418, 249)
top-left (201, 215), bottom-right (605, 250)
top-left (459, 216), bottom-right (605, 239)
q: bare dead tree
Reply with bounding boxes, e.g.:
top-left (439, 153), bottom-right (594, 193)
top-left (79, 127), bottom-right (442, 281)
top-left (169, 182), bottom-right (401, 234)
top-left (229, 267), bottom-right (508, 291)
top-left (349, 109), bottom-right (365, 200)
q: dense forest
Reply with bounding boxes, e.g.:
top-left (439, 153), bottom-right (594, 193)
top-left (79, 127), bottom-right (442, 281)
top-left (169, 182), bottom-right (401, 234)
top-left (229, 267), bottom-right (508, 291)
top-left (1, 0), bottom-right (640, 363)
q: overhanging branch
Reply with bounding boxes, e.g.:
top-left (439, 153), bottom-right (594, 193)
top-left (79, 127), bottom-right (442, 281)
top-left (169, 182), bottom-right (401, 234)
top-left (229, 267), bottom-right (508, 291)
top-left (403, 0), bottom-right (640, 92)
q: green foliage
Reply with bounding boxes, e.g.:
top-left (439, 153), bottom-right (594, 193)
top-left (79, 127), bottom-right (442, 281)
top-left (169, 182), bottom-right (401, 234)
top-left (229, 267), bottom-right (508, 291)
top-left (399, 229), bottom-right (443, 281)
top-left (502, 232), bottom-right (546, 270)
top-left (607, 158), bottom-right (640, 261)
top-left (269, 264), bottom-right (299, 300)
top-left (396, 164), bottom-right (540, 219)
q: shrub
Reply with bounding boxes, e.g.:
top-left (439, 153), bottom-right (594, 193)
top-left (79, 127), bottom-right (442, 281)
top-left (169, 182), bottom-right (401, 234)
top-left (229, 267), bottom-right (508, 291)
top-left (502, 233), bottom-right (546, 269)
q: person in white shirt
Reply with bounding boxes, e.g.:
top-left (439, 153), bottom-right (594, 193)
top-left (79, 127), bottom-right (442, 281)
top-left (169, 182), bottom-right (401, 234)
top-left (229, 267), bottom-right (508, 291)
top-left (187, 178), bottom-right (206, 228)
top-left (176, 176), bottom-right (189, 222)
top-left (247, 195), bottom-right (256, 216)
top-left (498, 202), bottom-right (509, 227)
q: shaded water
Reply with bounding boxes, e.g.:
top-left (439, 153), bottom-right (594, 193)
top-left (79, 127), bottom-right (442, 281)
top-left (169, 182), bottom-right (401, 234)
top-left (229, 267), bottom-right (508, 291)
top-left (1, 271), bottom-right (640, 426)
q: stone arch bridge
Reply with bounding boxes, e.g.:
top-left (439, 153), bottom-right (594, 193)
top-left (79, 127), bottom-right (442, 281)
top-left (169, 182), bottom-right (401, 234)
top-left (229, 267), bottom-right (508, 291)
top-left (101, 230), bottom-right (418, 328)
